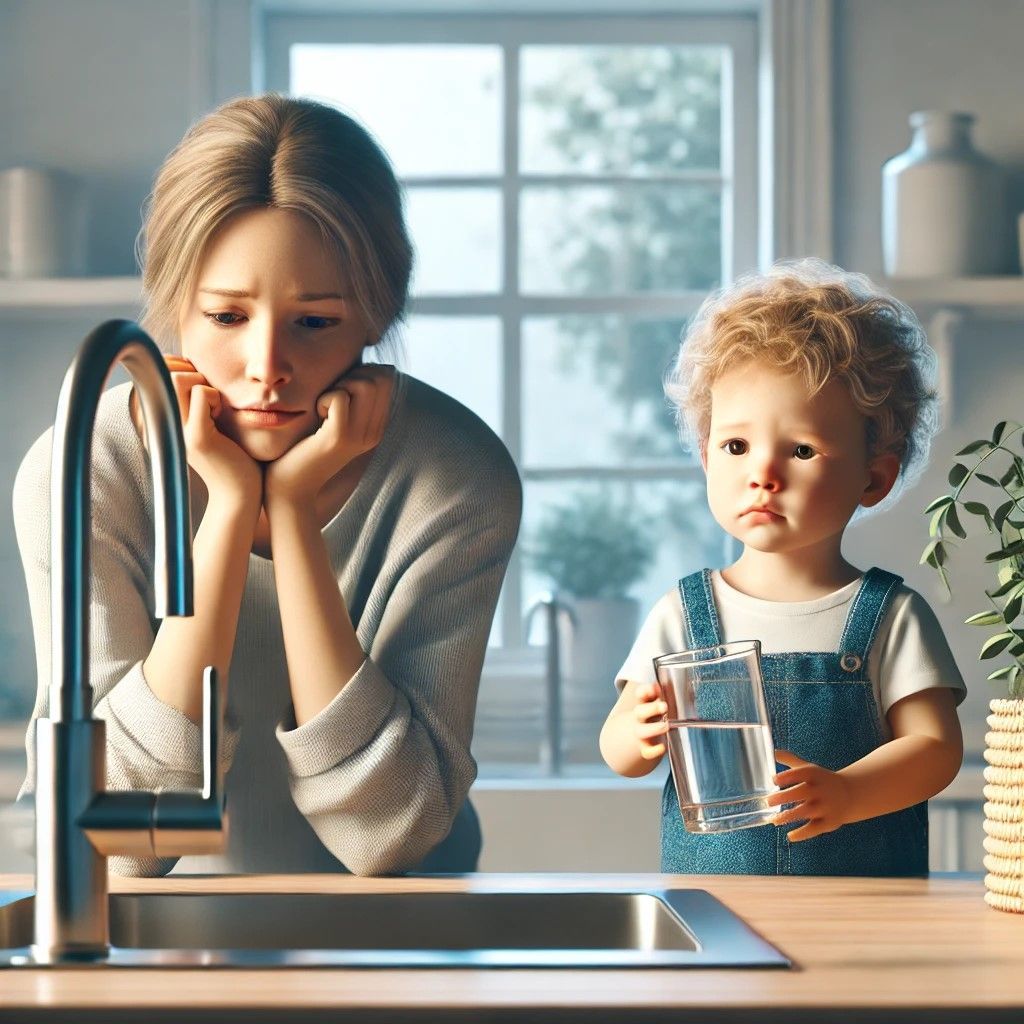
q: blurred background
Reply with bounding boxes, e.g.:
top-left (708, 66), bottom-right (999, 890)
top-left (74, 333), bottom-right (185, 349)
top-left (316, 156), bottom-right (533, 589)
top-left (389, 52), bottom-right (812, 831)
top-left (1, 0), bottom-right (1022, 872)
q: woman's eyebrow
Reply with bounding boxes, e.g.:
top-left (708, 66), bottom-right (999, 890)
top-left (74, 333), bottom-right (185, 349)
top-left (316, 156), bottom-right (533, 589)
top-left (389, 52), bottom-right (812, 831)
top-left (198, 287), bottom-right (346, 301)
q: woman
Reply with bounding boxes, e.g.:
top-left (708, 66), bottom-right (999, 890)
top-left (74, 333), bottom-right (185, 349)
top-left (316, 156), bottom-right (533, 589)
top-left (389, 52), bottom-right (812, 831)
top-left (14, 94), bottom-right (522, 877)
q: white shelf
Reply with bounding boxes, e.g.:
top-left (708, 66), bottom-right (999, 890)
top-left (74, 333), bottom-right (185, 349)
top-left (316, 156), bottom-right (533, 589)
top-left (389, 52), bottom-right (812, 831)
top-left (886, 276), bottom-right (1024, 316)
top-left (0, 276), bottom-right (142, 319)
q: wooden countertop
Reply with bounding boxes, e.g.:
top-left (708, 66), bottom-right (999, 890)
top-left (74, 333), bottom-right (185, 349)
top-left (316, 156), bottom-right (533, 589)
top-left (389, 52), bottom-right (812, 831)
top-left (0, 872), bottom-right (1019, 1023)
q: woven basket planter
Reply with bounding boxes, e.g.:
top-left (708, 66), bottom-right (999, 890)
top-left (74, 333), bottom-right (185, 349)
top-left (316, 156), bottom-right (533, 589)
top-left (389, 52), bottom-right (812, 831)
top-left (982, 698), bottom-right (1024, 913)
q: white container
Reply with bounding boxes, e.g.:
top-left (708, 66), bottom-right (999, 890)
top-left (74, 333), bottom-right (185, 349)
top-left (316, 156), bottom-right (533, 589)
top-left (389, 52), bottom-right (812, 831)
top-left (0, 166), bottom-right (88, 278)
top-left (882, 111), bottom-right (1009, 278)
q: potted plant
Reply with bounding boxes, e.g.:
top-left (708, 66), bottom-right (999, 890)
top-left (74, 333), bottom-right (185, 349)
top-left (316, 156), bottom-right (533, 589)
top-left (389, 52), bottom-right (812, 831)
top-left (921, 419), bottom-right (1024, 913)
top-left (529, 490), bottom-right (655, 743)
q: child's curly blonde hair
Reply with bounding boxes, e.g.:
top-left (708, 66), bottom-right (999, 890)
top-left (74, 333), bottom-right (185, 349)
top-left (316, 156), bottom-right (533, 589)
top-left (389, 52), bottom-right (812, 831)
top-left (664, 258), bottom-right (939, 514)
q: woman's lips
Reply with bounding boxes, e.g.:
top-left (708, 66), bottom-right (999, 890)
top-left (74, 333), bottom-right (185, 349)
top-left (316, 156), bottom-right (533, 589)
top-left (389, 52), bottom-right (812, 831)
top-left (233, 408), bottom-right (304, 428)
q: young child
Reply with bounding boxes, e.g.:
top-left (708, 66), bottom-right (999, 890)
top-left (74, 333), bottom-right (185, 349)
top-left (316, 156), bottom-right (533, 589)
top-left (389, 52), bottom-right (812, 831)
top-left (599, 258), bottom-right (966, 876)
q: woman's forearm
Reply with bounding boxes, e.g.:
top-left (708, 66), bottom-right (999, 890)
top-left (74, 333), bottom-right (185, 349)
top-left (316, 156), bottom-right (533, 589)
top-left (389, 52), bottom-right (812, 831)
top-left (838, 734), bottom-right (963, 825)
top-left (266, 500), bottom-right (366, 726)
top-left (143, 493), bottom-right (259, 723)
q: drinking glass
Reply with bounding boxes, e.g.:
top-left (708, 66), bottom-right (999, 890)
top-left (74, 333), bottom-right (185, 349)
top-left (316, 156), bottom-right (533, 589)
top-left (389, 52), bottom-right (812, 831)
top-left (654, 640), bottom-right (779, 833)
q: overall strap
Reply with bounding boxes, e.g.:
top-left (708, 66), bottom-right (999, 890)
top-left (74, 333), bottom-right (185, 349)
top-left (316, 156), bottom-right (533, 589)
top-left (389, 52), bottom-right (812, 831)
top-left (835, 567), bottom-right (904, 676)
top-left (677, 569), bottom-right (722, 650)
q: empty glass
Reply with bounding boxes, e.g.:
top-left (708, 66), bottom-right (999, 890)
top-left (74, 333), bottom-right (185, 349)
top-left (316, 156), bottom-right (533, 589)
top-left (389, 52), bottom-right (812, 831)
top-left (654, 640), bottom-right (779, 833)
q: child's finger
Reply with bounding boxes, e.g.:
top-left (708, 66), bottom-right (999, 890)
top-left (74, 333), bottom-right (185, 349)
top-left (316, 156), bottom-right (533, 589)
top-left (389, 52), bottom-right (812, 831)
top-left (640, 741), bottom-right (666, 760)
top-left (636, 718), bottom-right (669, 740)
top-left (634, 699), bottom-right (668, 723)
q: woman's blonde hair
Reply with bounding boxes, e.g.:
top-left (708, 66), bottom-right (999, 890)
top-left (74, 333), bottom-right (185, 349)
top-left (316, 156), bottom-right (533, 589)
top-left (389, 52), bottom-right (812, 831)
top-left (664, 258), bottom-right (939, 511)
top-left (135, 93), bottom-right (412, 353)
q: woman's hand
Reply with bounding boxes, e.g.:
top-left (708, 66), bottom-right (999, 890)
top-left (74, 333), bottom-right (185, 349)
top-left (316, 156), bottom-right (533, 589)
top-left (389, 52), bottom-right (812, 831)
top-left (264, 364), bottom-right (394, 509)
top-left (767, 749), bottom-right (852, 842)
top-left (131, 354), bottom-right (262, 511)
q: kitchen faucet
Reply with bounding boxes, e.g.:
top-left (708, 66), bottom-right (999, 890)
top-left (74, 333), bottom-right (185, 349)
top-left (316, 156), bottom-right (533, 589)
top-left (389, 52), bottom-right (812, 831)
top-left (32, 320), bottom-right (227, 964)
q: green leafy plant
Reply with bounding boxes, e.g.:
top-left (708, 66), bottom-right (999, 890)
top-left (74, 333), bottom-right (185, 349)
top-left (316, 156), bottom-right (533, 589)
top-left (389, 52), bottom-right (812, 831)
top-left (921, 420), bottom-right (1024, 698)
top-left (529, 490), bottom-right (655, 600)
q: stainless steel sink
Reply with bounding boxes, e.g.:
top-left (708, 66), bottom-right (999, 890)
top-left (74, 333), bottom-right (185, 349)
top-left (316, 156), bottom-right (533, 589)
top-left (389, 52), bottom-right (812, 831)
top-left (0, 888), bottom-right (790, 968)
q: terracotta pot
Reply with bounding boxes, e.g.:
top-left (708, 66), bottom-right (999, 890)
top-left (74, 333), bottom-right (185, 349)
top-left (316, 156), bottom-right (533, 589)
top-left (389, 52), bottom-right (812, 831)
top-left (982, 698), bottom-right (1024, 913)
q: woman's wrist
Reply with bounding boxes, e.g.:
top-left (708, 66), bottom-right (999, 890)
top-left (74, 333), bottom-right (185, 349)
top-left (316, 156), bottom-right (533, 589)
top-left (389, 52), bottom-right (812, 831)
top-left (205, 481), bottom-right (263, 530)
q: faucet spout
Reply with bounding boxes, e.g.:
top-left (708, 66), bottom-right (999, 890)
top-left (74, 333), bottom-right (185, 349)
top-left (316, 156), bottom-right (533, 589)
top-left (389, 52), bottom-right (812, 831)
top-left (32, 320), bottom-right (227, 964)
top-left (49, 320), bottom-right (192, 723)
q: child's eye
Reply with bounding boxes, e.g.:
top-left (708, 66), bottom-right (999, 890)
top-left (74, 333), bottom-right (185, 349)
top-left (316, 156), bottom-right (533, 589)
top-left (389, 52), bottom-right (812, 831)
top-left (723, 439), bottom-right (747, 455)
top-left (204, 311), bottom-right (244, 327)
top-left (793, 444), bottom-right (816, 460)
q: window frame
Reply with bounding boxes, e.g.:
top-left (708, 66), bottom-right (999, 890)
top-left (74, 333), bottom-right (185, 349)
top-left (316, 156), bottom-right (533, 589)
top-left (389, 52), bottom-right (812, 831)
top-left (266, 12), bottom-right (757, 650)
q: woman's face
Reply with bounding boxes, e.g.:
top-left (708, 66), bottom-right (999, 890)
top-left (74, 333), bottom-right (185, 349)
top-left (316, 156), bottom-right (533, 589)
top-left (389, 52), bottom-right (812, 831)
top-left (178, 206), bottom-right (370, 463)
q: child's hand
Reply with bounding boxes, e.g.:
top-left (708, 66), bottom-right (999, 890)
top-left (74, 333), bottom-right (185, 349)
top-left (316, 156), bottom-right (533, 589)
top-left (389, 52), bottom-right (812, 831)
top-left (766, 749), bottom-right (852, 842)
top-left (632, 683), bottom-right (670, 761)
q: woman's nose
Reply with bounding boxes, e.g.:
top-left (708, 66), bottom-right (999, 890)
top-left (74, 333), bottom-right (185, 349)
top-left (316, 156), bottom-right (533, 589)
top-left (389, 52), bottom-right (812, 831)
top-left (245, 331), bottom-right (292, 387)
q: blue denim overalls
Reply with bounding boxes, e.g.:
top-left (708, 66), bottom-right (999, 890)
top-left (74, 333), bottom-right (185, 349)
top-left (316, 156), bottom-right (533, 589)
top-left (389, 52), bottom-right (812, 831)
top-left (661, 567), bottom-right (929, 876)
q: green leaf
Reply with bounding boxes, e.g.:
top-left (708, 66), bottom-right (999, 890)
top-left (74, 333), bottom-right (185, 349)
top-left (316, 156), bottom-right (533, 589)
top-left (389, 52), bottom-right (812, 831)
top-left (956, 439), bottom-right (994, 457)
top-left (923, 495), bottom-right (955, 515)
top-left (987, 665), bottom-right (1017, 682)
top-left (977, 473), bottom-right (1002, 487)
top-left (1001, 464), bottom-right (1020, 488)
top-left (980, 633), bottom-right (1016, 659)
top-left (963, 501), bottom-right (991, 517)
top-left (993, 421), bottom-right (1010, 445)
top-left (986, 538), bottom-right (1024, 562)
top-left (994, 500), bottom-right (1015, 531)
top-left (1004, 593), bottom-right (1024, 623)
top-left (928, 506), bottom-right (948, 539)
top-left (945, 504), bottom-right (967, 539)
top-left (948, 463), bottom-right (969, 488)
top-left (965, 610), bottom-right (1004, 626)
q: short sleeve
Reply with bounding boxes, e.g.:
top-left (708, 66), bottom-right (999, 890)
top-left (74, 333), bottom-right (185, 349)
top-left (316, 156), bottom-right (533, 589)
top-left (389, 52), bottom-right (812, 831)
top-left (614, 587), bottom-right (688, 691)
top-left (873, 588), bottom-right (968, 717)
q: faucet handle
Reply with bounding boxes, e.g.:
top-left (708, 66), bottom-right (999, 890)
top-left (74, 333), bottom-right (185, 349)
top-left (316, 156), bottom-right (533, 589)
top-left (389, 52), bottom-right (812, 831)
top-left (150, 666), bottom-right (228, 856)
top-left (80, 667), bottom-right (229, 859)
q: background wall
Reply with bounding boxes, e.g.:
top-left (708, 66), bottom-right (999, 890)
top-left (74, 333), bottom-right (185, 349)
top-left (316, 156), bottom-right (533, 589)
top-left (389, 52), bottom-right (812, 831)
top-left (0, 0), bottom-right (1021, 872)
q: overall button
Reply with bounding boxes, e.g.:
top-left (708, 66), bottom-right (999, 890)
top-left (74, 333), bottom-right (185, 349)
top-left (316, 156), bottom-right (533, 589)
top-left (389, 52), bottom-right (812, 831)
top-left (840, 653), bottom-right (862, 672)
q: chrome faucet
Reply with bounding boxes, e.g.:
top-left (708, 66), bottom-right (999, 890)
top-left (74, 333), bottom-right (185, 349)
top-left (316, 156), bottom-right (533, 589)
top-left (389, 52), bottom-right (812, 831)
top-left (32, 320), bottom-right (227, 964)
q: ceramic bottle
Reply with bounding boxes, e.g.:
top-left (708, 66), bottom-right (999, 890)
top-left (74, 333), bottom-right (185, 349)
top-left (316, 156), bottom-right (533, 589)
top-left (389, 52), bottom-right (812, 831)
top-left (882, 111), bottom-right (1008, 278)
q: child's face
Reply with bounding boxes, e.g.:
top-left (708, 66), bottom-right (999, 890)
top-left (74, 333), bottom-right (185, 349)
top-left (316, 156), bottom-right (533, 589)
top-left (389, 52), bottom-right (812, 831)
top-left (178, 206), bottom-right (370, 463)
top-left (704, 361), bottom-right (893, 560)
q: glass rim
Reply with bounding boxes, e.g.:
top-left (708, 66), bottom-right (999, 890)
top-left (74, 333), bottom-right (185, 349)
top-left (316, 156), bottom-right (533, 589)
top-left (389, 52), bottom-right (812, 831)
top-left (653, 639), bottom-right (761, 670)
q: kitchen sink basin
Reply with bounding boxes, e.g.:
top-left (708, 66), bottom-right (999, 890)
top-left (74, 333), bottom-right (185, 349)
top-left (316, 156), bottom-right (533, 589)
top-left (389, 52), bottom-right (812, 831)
top-left (0, 888), bottom-right (789, 968)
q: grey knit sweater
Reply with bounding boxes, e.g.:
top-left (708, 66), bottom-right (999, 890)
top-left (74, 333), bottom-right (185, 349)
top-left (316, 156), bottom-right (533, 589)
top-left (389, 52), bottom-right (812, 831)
top-left (14, 372), bottom-right (521, 876)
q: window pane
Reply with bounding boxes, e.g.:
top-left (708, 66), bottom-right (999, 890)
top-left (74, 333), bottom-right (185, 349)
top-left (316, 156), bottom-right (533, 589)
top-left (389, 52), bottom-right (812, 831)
top-left (290, 44), bottom-right (502, 176)
top-left (406, 187), bottom-right (501, 295)
top-left (521, 45), bottom-right (722, 175)
top-left (521, 185), bottom-right (720, 294)
top-left (523, 317), bottom-right (689, 466)
top-left (400, 315), bottom-right (502, 437)
top-left (516, 478), bottom-right (728, 766)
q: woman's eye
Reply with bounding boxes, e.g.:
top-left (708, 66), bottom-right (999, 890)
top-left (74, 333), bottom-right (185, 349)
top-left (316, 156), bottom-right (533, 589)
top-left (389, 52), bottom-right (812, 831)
top-left (724, 439), bottom-right (747, 455)
top-left (204, 311), bottom-right (243, 326)
top-left (298, 316), bottom-right (338, 330)
top-left (794, 444), bottom-right (816, 460)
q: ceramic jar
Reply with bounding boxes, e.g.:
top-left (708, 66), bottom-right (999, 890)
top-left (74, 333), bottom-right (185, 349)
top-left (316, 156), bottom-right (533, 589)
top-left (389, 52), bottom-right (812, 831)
top-left (882, 111), bottom-right (1008, 278)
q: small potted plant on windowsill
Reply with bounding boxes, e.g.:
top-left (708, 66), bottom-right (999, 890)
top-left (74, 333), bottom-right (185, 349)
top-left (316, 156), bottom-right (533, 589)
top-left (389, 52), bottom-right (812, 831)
top-left (529, 490), bottom-right (655, 733)
top-left (922, 419), bottom-right (1024, 914)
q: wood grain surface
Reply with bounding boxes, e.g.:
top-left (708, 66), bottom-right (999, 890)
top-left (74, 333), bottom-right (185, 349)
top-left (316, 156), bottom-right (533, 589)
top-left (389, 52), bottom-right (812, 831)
top-left (0, 872), bottom-right (1018, 1022)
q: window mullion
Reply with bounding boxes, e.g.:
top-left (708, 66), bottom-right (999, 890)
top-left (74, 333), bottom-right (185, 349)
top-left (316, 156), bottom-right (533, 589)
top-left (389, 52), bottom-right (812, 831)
top-left (502, 38), bottom-right (524, 648)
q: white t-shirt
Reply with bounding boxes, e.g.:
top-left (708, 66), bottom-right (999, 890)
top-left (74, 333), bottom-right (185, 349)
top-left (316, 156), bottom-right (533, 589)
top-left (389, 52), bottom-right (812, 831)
top-left (616, 570), bottom-right (967, 739)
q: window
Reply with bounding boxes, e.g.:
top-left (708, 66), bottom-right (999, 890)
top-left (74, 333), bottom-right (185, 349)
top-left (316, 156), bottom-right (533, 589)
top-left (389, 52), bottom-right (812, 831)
top-left (267, 13), bottom-right (757, 771)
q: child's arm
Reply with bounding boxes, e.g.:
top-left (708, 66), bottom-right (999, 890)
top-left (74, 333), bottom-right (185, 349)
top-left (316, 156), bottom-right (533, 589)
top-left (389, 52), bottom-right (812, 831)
top-left (768, 687), bottom-right (963, 841)
top-left (599, 680), bottom-right (670, 778)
